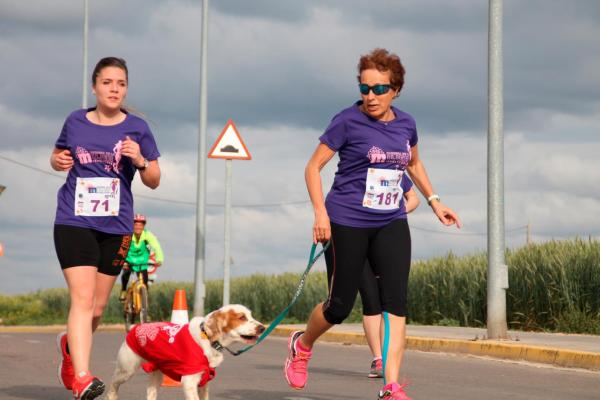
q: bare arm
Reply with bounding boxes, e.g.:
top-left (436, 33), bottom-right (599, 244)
top-left (121, 136), bottom-right (161, 189)
top-left (305, 143), bottom-right (336, 243)
top-left (406, 144), bottom-right (461, 227)
top-left (403, 188), bottom-right (420, 214)
top-left (50, 148), bottom-right (73, 171)
top-left (137, 160), bottom-right (161, 189)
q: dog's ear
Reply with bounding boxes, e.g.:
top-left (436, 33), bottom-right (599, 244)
top-left (204, 311), bottom-right (223, 339)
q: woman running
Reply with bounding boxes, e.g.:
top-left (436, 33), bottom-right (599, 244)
top-left (51, 57), bottom-right (161, 400)
top-left (284, 48), bottom-right (461, 400)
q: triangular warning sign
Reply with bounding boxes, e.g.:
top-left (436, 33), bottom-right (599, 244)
top-left (208, 119), bottom-right (252, 160)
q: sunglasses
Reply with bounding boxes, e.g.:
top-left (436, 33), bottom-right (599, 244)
top-left (358, 83), bottom-right (393, 96)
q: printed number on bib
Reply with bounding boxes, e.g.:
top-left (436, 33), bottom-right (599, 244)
top-left (74, 177), bottom-right (120, 216)
top-left (362, 168), bottom-right (404, 210)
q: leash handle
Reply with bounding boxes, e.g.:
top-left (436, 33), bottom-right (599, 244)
top-left (231, 241), bottom-right (330, 356)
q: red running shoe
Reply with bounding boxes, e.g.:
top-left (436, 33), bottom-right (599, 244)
top-left (72, 372), bottom-right (105, 400)
top-left (56, 332), bottom-right (74, 390)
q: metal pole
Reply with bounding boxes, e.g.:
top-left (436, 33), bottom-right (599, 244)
top-left (82, 0), bottom-right (89, 108)
top-left (193, 0), bottom-right (209, 317)
top-left (487, 0), bottom-right (508, 339)
top-left (222, 159), bottom-right (232, 306)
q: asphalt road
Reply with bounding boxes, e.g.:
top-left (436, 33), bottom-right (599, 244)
top-left (0, 332), bottom-right (598, 399)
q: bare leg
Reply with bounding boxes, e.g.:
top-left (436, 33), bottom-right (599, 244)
top-left (92, 273), bottom-right (118, 331)
top-left (63, 266), bottom-right (98, 376)
top-left (298, 302), bottom-right (333, 349)
top-left (381, 313), bottom-right (406, 383)
top-left (363, 314), bottom-right (382, 358)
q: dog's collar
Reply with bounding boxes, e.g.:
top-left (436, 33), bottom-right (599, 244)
top-left (200, 322), bottom-right (225, 352)
top-left (200, 322), bottom-right (243, 356)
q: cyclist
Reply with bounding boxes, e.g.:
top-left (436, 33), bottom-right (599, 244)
top-left (119, 213), bottom-right (164, 301)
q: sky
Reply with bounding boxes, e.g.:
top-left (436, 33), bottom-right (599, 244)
top-left (0, 0), bottom-right (599, 294)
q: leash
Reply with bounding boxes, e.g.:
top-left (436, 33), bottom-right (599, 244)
top-left (222, 241), bottom-right (330, 356)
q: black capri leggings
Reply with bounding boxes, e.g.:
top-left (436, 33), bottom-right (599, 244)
top-left (359, 260), bottom-right (382, 316)
top-left (323, 219), bottom-right (411, 324)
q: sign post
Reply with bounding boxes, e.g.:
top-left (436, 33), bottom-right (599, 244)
top-left (208, 120), bottom-right (251, 306)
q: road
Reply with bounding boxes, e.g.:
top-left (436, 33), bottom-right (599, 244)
top-left (0, 332), bottom-right (598, 399)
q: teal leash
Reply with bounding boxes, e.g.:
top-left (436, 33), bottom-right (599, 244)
top-left (225, 241), bottom-right (330, 356)
top-left (382, 311), bottom-right (390, 385)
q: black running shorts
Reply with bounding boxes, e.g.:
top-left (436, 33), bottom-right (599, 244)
top-left (53, 224), bottom-right (131, 276)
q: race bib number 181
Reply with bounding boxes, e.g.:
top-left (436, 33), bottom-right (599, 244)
top-left (362, 168), bottom-right (403, 210)
top-left (74, 177), bottom-right (120, 216)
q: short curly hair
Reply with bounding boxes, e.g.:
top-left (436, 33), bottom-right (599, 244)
top-left (357, 48), bottom-right (405, 92)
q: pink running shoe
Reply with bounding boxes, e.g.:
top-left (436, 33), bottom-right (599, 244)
top-left (284, 330), bottom-right (312, 390)
top-left (378, 382), bottom-right (412, 400)
top-left (368, 357), bottom-right (383, 378)
top-left (56, 331), bottom-right (74, 390)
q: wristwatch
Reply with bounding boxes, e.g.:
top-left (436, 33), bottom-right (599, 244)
top-left (427, 194), bottom-right (440, 205)
top-left (137, 158), bottom-right (149, 171)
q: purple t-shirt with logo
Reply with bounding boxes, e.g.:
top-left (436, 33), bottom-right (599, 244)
top-left (54, 108), bottom-right (160, 234)
top-left (319, 102), bottom-right (418, 228)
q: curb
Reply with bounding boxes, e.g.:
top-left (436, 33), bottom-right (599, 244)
top-left (271, 327), bottom-right (600, 371)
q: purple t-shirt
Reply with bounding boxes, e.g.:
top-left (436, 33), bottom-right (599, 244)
top-left (54, 108), bottom-right (160, 234)
top-left (319, 102), bottom-right (418, 228)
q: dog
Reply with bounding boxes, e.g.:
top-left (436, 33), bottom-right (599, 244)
top-left (106, 304), bottom-right (265, 400)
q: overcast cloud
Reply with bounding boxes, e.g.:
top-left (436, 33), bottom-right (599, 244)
top-left (0, 0), bottom-right (599, 294)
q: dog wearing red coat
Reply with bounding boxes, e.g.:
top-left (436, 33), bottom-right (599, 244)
top-left (106, 304), bottom-right (265, 400)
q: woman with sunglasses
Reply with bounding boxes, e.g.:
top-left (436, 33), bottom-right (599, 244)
top-left (51, 57), bottom-right (161, 400)
top-left (284, 48), bottom-right (461, 400)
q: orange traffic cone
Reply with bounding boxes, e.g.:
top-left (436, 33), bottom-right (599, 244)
top-left (162, 289), bottom-right (190, 387)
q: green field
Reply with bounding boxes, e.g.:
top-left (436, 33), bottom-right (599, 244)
top-left (1, 239), bottom-right (599, 334)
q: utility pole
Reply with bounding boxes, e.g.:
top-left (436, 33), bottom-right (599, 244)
top-left (487, 0), bottom-right (508, 339)
top-left (82, 0), bottom-right (89, 108)
top-left (193, 0), bottom-right (210, 317)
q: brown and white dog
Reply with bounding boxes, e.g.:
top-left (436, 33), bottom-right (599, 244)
top-left (106, 304), bottom-right (265, 400)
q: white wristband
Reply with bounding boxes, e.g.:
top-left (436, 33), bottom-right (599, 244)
top-left (427, 194), bottom-right (440, 205)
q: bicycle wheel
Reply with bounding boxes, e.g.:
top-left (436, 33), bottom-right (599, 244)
top-left (124, 291), bottom-right (136, 332)
top-left (139, 285), bottom-right (149, 324)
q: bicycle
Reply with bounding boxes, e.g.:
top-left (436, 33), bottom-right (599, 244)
top-left (122, 263), bottom-right (153, 332)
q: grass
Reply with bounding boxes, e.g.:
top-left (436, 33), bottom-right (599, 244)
top-left (1, 238), bottom-right (598, 334)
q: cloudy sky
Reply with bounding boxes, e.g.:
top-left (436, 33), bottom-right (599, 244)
top-left (1, 0), bottom-right (599, 294)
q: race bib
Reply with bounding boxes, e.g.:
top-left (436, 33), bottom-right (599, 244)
top-left (362, 168), bottom-right (404, 210)
top-left (74, 177), bottom-right (120, 216)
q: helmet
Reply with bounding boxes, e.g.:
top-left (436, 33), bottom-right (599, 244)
top-left (133, 213), bottom-right (147, 223)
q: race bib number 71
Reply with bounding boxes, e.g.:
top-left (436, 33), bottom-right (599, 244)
top-left (362, 168), bottom-right (404, 210)
top-left (74, 177), bottom-right (120, 216)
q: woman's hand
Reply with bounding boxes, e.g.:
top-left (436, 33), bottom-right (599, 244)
top-left (51, 149), bottom-right (74, 171)
top-left (313, 210), bottom-right (331, 244)
top-left (431, 201), bottom-right (462, 228)
top-left (122, 136), bottom-right (144, 168)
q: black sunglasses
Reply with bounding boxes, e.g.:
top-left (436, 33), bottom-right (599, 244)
top-left (358, 83), bottom-right (393, 96)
